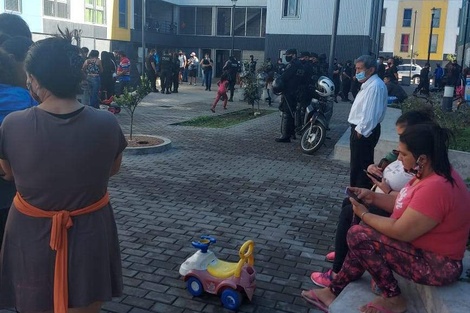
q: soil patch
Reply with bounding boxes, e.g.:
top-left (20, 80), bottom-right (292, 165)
top-left (126, 135), bottom-right (164, 147)
top-left (174, 108), bottom-right (275, 128)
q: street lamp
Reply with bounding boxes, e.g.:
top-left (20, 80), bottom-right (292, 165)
top-left (427, 7), bottom-right (437, 64)
top-left (231, 0), bottom-right (237, 56)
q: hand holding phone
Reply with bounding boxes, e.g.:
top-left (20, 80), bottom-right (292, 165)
top-left (345, 187), bottom-right (365, 205)
top-left (363, 169), bottom-right (382, 182)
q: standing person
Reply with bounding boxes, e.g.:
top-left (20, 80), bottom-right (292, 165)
top-left (100, 51), bottom-right (116, 100)
top-left (171, 52), bottom-right (180, 93)
top-left (275, 58), bottom-right (285, 75)
top-left (348, 55), bottom-right (388, 189)
top-left (178, 50), bottom-right (187, 83)
top-left (116, 51), bottom-right (131, 96)
top-left (414, 63), bottom-right (430, 95)
top-left (80, 47), bottom-right (90, 106)
top-left (82, 50), bottom-right (103, 109)
top-left (340, 60), bottom-right (353, 102)
top-left (159, 50), bottom-right (172, 94)
top-left (302, 123), bottom-right (470, 313)
top-left (332, 58), bottom-right (341, 101)
top-left (384, 58), bottom-right (398, 84)
top-left (0, 36), bottom-right (125, 313)
top-left (223, 55), bottom-right (240, 102)
top-left (376, 56), bottom-right (386, 80)
top-left (433, 63), bottom-right (444, 89)
top-left (210, 73), bottom-right (229, 113)
top-left (274, 48), bottom-right (304, 143)
top-left (145, 49), bottom-right (158, 93)
top-left (187, 52), bottom-right (199, 85)
top-left (201, 53), bottom-right (213, 91)
top-left (249, 55), bottom-right (257, 73)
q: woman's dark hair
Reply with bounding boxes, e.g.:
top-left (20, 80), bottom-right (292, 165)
top-left (24, 37), bottom-right (84, 98)
top-left (396, 109), bottom-right (434, 127)
top-left (0, 47), bottom-right (20, 85)
top-left (399, 123), bottom-right (455, 185)
top-left (1, 36), bottom-right (33, 62)
top-left (88, 49), bottom-right (99, 58)
top-left (0, 13), bottom-right (32, 39)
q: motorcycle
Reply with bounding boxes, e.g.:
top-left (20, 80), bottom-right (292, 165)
top-left (299, 96), bottom-right (333, 154)
top-left (299, 76), bottom-right (335, 154)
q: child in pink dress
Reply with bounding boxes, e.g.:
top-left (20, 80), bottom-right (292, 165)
top-left (211, 74), bottom-right (229, 113)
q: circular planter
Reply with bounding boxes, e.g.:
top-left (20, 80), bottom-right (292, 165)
top-left (124, 134), bottom-right (172, 155)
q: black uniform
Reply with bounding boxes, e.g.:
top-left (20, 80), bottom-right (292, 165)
top-left (172, 54), bottom-right (180, 93)
top-left (160, 52), bottom-right (172, 94)
top-left (145, 53), bottom-right (158, 92)
top-left (277, 57), bottom-right (304, 142)
top-left (295, 59), bottom-right (314, 133)
top-left (222, 56), bottom-right (239, 101)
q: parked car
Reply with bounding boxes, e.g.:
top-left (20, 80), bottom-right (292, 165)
top-left (397, 63), bottom-right (422, 84)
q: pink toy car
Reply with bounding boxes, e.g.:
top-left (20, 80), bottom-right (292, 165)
top-left (179, 236), bottom-right (256, 311)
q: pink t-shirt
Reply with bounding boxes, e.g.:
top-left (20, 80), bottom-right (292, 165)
top-left (218, 80), bottom-right (228, 93)
top-left (391, 169), bottom-right (470, 260)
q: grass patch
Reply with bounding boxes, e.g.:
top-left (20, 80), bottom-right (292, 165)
top-left (175, 109), bottom-right (275, 128)
top-left (451, 127), bottom-right (470, 152)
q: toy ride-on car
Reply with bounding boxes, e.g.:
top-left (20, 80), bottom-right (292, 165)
top-left (179, 236), bottom-right (256, 311)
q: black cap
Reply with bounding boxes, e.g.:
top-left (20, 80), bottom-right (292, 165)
top-left (310, 52), bottom-right (318, 58)
top-left (284, 48), bottom-right (297, 55)
top-left (300, 51), bottom-right (310, 58)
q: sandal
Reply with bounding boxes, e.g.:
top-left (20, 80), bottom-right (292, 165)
top-left (300, 290), bottom-right (329, 312)
top-left (361, 302), bottom-right (406, 313)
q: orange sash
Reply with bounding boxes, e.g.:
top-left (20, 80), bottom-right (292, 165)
top-left (13, 192), bottom-right (110, 313)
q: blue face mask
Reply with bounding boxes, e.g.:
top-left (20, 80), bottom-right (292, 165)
top-left (356, 71), bottom-right (366, 81)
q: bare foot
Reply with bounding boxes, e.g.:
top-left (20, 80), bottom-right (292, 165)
top-left (359, 295), bottom-right (407, 313)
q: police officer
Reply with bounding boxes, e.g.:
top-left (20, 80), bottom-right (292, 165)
top-left (160, 50), bottom-right (172, 94)
top-left (295, 51), bottom-right (314, 134)
top-left (222, 56), bottom-right (240, 102)
top-left (171, 52), bottom-right (180, 93)
top-left (275, 48), bottom-right (304, 143)
top-left (309, 52), bottom-right (322, 82)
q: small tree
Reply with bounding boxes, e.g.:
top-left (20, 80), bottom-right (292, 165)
top-left (240, 63), bottom-right (261, 115)
top-left (114, 77), bottom-right (151, 140)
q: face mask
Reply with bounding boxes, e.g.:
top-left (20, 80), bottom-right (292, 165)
top-left (26, 80), bottom-right (41, 103)
top-left (285, 55), bottom-right (293, 62)
top-left (356, 71), bottom-right (366, 81)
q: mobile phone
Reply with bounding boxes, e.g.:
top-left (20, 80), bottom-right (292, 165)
top-left (363, 169), bottom-right (382, 182)
top-left (345, 187), bottom-right (365, 205)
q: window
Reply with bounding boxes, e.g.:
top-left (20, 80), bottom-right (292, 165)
top-left (180, 7), bottom-right (195, 35)
top-left (217, 8), bottom-right (231, 36)
top-left (402, 8), bottom-right (412, 27)
top-left (85, 0), bottom-right (105, 24)
top-left (379, 33), bottom-right (384, 51)
top-left (261, 8), bottom-right (266, 37)
top-left (400, 34), bottom-right (410, 52)
top-left (119, 0), bottom-right (127, 28)
top-left (44, 0), bottom-right (69, 19)
top-left (430, 34), bottom-right (438, 53)
top-left (432, 8), bottom-right (441, 28)
top-left (5, 0), bottom-right (21, 12)
top-left (381, 8), bottom-right (386, 27)
top-left (458, 8), bottom-right (462, 28)
top-left (246, 8), bottom-right (261, 37)
top-left (196, 7), bottom-right (212, 35)
top-left (283, 0), bottom-right (299, 17)
top-left (234, 7), bottom-right (245, 36)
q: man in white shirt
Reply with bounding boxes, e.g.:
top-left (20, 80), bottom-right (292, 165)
top-left (348, 55), bottom-right (388, 188)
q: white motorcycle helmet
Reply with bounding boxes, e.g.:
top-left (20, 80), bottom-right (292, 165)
top-left (316, 76), bottom-right (335, 97)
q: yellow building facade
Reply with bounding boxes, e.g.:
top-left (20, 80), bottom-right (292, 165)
top-left (387, 0), bottom-right (460, 63)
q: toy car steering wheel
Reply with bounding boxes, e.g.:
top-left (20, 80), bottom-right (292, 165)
top-left (191, 235), bottom-right (216, 253)
top-left (238, 240), bottom-right (254, 266)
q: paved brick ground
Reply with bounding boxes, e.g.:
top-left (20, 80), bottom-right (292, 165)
top-left (1, 84), bottom-right (354, 313)
top-left (103, 84), bottom-right (354, 313)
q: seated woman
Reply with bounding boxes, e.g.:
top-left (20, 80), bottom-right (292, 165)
top-left (302, 123), bottom-right (470, 313)
top-left (310, 110), bottom-right (433, 288)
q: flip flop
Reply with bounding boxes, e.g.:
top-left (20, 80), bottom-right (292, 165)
top-left (300, 290), bottom-right (329, 312)
top-left (361, 302), bottom-right (406, 313)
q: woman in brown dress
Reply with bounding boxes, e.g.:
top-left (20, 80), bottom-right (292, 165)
top-left (0, 36), bottom-right (126, 313)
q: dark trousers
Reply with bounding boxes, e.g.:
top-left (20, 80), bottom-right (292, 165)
top-left (146, 69), bottom-right (157, 91)
top-left (349, 123), bottom-right (381, 189)
top-left (341, 79), bottom-right (351, 100)
top-left (172, 74), bottom-right (179, 92)
top-left (204, 70), bottom-right (212, 90)
top-left (160, 70), bottom-right (172, 92)
top-left (0, 208), bottom-right (9, 252)
top-left (332, 198), bottom-right (390, 273)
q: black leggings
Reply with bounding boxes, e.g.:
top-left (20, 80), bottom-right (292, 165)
top-left (332, 198), bottom-right (390, 273)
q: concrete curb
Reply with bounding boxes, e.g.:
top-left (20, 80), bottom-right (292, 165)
top-left (123, 135), bottom-right (172, 155)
